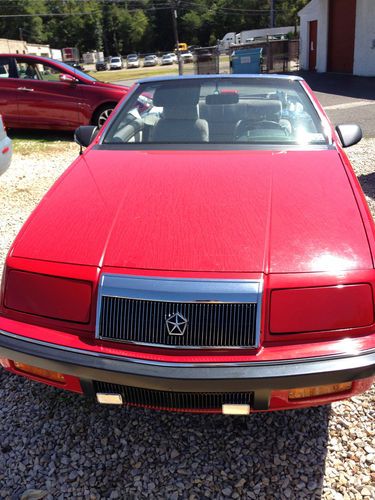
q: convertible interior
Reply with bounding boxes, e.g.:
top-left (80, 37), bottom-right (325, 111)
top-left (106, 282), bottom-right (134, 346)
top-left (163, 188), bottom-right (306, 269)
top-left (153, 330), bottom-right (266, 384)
top-left (105, 80), bottom-right (325, 146)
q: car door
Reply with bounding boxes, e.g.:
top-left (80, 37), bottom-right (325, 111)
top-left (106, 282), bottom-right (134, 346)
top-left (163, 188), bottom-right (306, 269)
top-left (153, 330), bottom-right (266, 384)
top-left (0, 56), bottom-right (21, 127)
top-left (14, 57), bottom-right (83, 129)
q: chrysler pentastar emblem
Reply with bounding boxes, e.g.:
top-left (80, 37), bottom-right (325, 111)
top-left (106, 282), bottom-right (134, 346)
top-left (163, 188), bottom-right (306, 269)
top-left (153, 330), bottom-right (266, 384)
top-left (166, 312), bottom-right (188, 335)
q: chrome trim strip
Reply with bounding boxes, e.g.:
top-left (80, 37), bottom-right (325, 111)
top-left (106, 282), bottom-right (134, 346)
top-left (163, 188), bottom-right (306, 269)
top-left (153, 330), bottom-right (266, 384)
top-left (1, 329), bottom-right (374, 369)
top-left (95, 274), bottom-right (263, 349)
top-left (98, 274), bottom-right (262, 302)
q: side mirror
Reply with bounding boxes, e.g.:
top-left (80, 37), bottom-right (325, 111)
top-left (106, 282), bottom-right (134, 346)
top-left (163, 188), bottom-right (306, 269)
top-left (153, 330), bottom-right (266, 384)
top-left (74, 126), bottom-right (98, 149)
top-left (59, 73), bottom-right (77, 83)
top-left (335, 124), bottom-right (362, 148)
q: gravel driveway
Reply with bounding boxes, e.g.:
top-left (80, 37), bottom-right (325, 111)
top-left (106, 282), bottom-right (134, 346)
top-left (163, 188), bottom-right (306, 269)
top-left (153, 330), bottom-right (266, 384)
top-left (0, 139), bottom-right (374, 499)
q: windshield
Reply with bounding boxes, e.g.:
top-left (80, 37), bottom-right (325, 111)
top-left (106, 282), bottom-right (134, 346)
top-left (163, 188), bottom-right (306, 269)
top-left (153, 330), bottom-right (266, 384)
top-left (111, 58), bottom-right (120, 62)
top-left (53, 60), bottom-right (97, 81)
top-left (102, 77), bottom-right (329, 148)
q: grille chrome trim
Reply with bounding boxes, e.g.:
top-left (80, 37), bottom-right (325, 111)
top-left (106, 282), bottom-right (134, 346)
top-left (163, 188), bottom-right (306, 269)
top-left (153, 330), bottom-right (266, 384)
top-left (94, 381), bottom-right (254, 411)
top-left (95, 274), bottom-right (263, 349)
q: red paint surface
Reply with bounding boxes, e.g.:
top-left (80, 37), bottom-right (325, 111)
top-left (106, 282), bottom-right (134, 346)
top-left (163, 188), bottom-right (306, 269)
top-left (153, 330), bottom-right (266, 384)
top-left (0, 54), bottom-right (128, 130)
top-left (270, 284), bottom-right (374, 334)
top-left (309, 20), bottom-right (318, 71)
top-left (5, 270), bottom-right (92, 323)
top-left (328, 0), bottom-right (356, 73)
top-left (11, 149), bottom-right (372, 274)
top-left (1, 312), bottom-right (374, 364)
top-left (1, 77), bottom-right (375, 410)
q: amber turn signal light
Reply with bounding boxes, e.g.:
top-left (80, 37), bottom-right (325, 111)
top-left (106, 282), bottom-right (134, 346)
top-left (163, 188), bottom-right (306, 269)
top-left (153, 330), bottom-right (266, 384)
top-left (288, 382), bottom-right (352, 400)
top-left (13, 361), bottom-right (66, 383)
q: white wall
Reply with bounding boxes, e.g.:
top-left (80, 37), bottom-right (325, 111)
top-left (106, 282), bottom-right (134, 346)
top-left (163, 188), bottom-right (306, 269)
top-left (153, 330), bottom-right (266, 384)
top-left (27, 44), bottom-right (51, 57)
top-left (0, 38), bottom-right (27, 54)
top-left (353, 0), bottom-right (375, 76)
top-left (298, 0), bottom-right (329, 72)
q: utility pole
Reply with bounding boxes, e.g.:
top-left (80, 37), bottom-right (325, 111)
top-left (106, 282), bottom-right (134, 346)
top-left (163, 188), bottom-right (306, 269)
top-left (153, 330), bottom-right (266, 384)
top-left (170, 1), bottom-right (183, 76)
top-left (270, 0), bottom-right (276, 28)
top-left (19, 27), bottom-right (23, 41)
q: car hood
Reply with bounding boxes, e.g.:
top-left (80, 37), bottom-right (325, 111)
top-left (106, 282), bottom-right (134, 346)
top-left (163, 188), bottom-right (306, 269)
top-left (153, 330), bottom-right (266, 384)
top-left (90, 80), bottom-right (128, 92)
top-left (12, 149), bottom-right (372, 274)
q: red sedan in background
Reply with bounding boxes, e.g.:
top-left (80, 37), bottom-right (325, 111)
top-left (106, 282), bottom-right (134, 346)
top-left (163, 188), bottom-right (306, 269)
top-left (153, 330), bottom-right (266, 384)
top-left (0, 75), bottom-right (374, 414)
top-left (0, 54), bottom-right (129, 129)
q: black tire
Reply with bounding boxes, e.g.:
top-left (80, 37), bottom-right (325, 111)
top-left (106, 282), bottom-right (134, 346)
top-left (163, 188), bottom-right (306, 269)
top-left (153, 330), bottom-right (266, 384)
top-left (93, 104), bottom-right (116, 128)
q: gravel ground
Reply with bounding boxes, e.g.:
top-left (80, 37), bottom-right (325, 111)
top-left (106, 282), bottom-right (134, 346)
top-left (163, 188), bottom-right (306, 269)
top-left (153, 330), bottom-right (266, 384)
top-left (0, 138), bottom-right (374, 499)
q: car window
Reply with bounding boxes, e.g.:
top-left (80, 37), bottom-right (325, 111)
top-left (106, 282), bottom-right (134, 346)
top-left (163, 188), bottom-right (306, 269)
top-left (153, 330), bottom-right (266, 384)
top-left (16, 61), bottom-right (41, 80)
top-left (51, 60), bottom-right (97, 82)
top-left (39, 63), bottom-right (64, 81)
top-left (0, 57), bottom-right (11, 78)
top-left (102, 78), bottom-right (329, 148)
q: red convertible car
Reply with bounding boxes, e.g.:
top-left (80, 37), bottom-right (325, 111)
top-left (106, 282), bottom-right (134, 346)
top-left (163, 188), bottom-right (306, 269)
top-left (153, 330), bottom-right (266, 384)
top-left (0, 75), bottom-right (374, 414)
top-left (0, 54), bottom-right (128, 129)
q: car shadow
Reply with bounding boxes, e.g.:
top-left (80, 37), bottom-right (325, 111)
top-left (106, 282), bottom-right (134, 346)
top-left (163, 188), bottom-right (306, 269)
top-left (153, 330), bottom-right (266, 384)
top-left (1, 371), bottom-right (330, 498)
top-left (7, 129), bottom-right (74, 143)
top-left (357, 172), bottom-right (375, 200)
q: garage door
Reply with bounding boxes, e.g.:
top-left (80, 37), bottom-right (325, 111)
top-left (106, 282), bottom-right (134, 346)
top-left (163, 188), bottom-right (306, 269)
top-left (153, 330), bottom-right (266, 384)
top-left (328, 0), bottom-right (356, 73)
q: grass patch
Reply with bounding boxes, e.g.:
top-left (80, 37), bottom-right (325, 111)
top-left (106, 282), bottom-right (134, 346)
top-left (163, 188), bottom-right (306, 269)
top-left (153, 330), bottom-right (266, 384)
top-left (87, 63), bottom-right (198, 83)
top-left (9, 130), bottom-right (76, 155)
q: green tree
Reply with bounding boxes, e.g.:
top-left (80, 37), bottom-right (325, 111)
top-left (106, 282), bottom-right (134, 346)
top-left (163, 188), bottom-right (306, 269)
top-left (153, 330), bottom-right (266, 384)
top-left (0, 0), bottom-right (48, 43)
top-left (0, 0), bottom-right (310, 54)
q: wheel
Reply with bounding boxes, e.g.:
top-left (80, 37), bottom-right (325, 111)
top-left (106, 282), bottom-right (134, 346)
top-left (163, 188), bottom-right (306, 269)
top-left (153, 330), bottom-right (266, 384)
top-left (93, 105), bottom-right (115, 128)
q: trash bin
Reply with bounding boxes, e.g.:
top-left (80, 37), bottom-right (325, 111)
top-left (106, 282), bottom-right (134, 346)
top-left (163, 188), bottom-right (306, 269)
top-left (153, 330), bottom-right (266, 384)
top-left (231, 48), bottom-right (262, 74)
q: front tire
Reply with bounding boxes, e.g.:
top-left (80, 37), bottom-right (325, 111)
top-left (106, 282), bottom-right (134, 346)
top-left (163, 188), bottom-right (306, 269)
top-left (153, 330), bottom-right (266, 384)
top-left (93, 105), bottom-right (115, 128)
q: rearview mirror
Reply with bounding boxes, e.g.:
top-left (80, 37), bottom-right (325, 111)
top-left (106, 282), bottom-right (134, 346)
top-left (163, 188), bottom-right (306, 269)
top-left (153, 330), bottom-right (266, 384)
top-left (335, 124), bottom-right (362, 148)
top-left (59, 73), bottom-right (77, 83)
top-left (74, 126), bottom-right (98, 149)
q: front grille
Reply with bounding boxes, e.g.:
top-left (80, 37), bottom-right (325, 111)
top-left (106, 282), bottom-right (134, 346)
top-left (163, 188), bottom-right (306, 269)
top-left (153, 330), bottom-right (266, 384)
top-left (98, 296), bottom-right (258, 347)
top-left (94, 381), bottom-right (253, 411)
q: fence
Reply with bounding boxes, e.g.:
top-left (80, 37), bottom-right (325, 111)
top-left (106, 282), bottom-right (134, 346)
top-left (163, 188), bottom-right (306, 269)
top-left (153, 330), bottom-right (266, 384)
top-left (229, 39), bottom-right (299, 73)
top-left (193, 47), bottom-right (220, 74)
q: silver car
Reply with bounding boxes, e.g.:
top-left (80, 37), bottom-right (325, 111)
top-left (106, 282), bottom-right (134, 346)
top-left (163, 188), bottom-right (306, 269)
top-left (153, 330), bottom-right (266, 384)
top-left (143, 55), bottom-right (159, 67)
top-left (0, 115), bottom-right (12, 175)
top-left (161, 54), bottom-right (174, 65)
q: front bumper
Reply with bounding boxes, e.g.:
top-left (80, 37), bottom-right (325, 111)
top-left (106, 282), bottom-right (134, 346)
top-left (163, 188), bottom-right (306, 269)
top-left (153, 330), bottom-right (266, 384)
top-left (1, 329), bottom-right (374, 411)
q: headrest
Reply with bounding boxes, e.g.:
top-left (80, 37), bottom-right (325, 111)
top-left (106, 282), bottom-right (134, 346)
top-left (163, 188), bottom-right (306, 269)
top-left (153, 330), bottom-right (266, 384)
top-left (153, 84), bottom-right (200, 107)
top-left (162, 105), bottom-right (198, 120)
top-left (246, 99), bottom-right (282, 121)
top-left (206, 92), bottom-right (239, 105)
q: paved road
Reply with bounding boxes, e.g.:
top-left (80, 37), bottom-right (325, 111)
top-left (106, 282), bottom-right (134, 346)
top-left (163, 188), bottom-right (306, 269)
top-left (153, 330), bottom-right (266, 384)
top-left (299, 72), bottom-right (375, 138)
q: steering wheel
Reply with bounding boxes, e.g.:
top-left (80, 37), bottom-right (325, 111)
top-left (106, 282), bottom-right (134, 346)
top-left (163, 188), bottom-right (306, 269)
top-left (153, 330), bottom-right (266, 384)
top-left (234, 119), bottom-right (287, 141)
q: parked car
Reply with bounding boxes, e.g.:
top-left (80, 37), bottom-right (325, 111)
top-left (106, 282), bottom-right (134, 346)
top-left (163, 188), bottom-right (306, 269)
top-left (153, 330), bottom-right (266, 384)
top-left (0, 54), bottom-right (129, 129)
top-left (161, 54), bottom-right (174, 65)
top-left (126, 54), bottom-right (140, 68)
top-left (109, 56), bottom-right (123, 70)
top-left (66, 61), bottom-right (85, 71)
top-left (95, 60), bottom-right (109, 71)
top-left (0, 114), bottom-right (12, 175)
top-left (0, 75), bottom-right (374, 414)
top-left (180, 51), bottom-right (194, 63)
top-left (143, 54), bottom-right (158, 67)
top-left (167, 52), bottom-right (178, 63)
